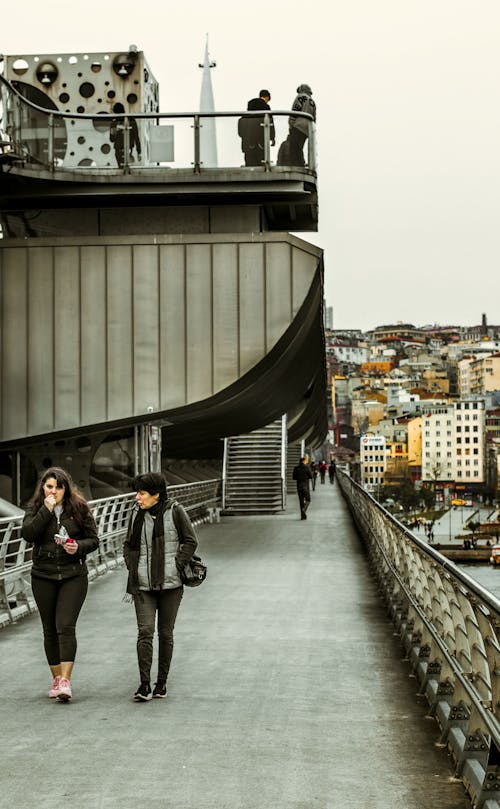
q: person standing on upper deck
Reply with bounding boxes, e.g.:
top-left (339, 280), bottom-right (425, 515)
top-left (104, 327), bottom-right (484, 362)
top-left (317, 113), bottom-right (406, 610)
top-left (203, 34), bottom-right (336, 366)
top-left (238, 90), bottom-right (275, 167)
top-left (288, 84), bottom-right (316, 167)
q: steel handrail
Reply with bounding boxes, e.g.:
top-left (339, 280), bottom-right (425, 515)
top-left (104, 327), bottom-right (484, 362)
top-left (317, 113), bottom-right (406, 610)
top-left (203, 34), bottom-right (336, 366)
top-left (0, 479), bottom-right (221, 627)
top-left (0, 73), bottom-right (316, 173)
top-left (337, 469), bottom-right (500, 807)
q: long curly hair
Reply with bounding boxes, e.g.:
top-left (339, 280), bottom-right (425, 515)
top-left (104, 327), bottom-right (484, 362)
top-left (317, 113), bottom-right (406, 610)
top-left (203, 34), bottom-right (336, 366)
top-left (29, 467), bottom-right (90, 526)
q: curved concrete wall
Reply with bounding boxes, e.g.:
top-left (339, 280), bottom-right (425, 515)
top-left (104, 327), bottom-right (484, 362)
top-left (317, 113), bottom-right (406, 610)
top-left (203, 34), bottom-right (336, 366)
top-left (0, 233), bottom-right (322, 444)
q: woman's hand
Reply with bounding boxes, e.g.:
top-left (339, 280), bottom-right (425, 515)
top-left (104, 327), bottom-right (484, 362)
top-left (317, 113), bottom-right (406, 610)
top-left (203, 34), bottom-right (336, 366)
top-left (63, 539), bottom-right (78, 555)
top-left (44, 494), bottom-right (57, 512)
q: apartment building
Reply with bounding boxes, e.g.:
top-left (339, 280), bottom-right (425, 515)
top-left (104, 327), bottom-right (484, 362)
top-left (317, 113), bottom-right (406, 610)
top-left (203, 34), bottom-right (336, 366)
top-left (360, 434), bottom-right (386, 493)
top-left (421, 407), bottom-right (454, 484)
top-left (453, 400), bottom-right (485, 485)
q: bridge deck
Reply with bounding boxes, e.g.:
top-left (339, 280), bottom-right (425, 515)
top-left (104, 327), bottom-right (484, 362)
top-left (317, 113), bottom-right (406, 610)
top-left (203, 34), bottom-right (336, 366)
top-left (0, 484), bottom-right (468, 808)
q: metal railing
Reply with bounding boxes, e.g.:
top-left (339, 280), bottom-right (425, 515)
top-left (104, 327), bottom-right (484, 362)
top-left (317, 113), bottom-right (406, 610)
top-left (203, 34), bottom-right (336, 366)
top-left (0, 74), bottom-right (316, 174)
top-left (0, 478), bottom-right (221, 628)
top-left (337, 470), bottom-right (500, 809)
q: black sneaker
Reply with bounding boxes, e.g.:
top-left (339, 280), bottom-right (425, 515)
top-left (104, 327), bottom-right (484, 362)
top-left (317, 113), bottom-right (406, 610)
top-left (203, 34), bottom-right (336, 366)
top-left (153, 681), bottom-right (167, 699)
top-left (133, 682), bottom-right (152, 701)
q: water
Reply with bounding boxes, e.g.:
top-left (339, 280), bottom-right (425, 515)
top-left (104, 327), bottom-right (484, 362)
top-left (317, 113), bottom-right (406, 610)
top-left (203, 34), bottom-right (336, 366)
top-left (457, 563), bottom-right (500, 600)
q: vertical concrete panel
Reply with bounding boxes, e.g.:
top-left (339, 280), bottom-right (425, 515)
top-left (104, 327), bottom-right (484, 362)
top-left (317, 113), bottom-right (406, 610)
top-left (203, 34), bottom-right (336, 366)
top-left (213, 243), bottom-right (239, 392)
top-left (80, 246), bottom-right (107, 425)
top-left (107, 246), bottom-right (133, 419)
top-left (28, 247), bottom-right (55, 435)
top-left (291, 246), bottom-right (316, 316)
top-left (186, 244), bottom-right (213, 401)
top-left (238, 243), bottom-right (266, 375)
top-left (159, 245), bottom-right (186, 408)
top-left (132, 245), bottom-right (160, 414)
top-left (265, 243), bottom-right (293, 351)
top-left (54, 246), bottom-right (81, 428)
top-left (1, 249), bottom-right (28, 438)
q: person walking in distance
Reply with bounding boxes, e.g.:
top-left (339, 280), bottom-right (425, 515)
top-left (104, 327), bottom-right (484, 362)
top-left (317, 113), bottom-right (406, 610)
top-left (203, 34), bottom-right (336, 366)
top-left (22, 467), bottom-right (99, 702)
top-left (319, 460), bottom-right (328, 484)
top-left (123, 473), bottom-right (198, 701)
top-left (292, 457), bottom-right (313, 520)
top-left (328, 460), bottom-right (336, 484)
top-left (310, 460), bottom-right (319, 491)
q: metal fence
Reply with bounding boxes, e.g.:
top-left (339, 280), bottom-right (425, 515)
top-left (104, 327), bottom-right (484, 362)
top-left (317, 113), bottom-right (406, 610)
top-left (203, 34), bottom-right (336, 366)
top-left (337, 470), bottom-right (500, 809)
top-left (0, 479), bottom-right (221, 628)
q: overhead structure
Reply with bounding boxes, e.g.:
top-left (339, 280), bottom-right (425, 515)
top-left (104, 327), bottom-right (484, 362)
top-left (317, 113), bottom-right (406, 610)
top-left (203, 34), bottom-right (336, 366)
top-left (0, 46), bottom-right (326, 504)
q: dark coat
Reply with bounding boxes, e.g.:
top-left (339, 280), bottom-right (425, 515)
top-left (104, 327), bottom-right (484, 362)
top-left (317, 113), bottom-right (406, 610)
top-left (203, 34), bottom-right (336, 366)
top-left (22, 503), bottom-right (99, 580)
top-left (238, 97), bottom-right (275, 151)
top-left (292, 462), bottom-right (313, 490)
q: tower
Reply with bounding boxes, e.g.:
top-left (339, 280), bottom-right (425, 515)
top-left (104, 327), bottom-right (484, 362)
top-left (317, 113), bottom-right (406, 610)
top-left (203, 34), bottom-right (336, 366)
top-left (198, 36), bottom-right (218, 168)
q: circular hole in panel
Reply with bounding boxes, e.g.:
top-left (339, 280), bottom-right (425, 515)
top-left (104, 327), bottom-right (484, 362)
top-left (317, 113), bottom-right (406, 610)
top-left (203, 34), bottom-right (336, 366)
top-left (70, 151), bottom-right (75, 156)
top-left (70, 120), bottom-right (75, 126)
top-left (77, 106), bottom-right (85, 113)
top-left (78, 158), bottom-right (96, 166)
top-left (77, 136), bottom-right (85, 144)
top-left (34, 56), bottom-right (40, 63)
top-left (57, 57), bottom-right (62, 63)
top-left (83, 55), bottom-right (89, 60)
top-left (59, 92), bottom-right (70, 103)
top-left (12, 58), bottom-right (29, 75)
top-left (93, 112), bottom-right (112, 134)
top-left (36, 62), bottom-right (58, 86)
top-left (79, 82), bottom-right (95, 98)
top-left (101, 143), bottom-right (111, 154)
top-left (69, 56), bottom-right (78, 64)
top-left (91, 62), bottom-right (101, 73)
top-left (78, 72), bottom-right (82, 78)
top-left (107, 90), bottom-right (115, 99)
top-left (97, 98), bottom-right (102, 103)
top-left (127, 93), bottom-right (138, 105)
top-left (89, 146), bottom-right (94, 151)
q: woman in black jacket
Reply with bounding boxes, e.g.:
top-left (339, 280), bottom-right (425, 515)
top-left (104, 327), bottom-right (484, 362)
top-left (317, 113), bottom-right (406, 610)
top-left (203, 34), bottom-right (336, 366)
top-left (22, 467), bottom-right (99, 702)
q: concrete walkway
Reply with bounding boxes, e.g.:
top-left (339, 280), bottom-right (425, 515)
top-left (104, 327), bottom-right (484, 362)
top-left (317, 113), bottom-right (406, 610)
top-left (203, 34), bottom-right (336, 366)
top-left (0, 483), bottom-right (469, 809)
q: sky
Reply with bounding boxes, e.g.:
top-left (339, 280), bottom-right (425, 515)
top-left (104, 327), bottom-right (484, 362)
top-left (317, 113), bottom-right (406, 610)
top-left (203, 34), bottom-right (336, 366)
top-left (3, 0), bottom-right (500, 331)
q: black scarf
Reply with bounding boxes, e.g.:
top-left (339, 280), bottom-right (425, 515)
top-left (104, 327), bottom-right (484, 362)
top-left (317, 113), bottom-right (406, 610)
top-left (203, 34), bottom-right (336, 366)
top-left (129, 498), bottom-right (168, 589)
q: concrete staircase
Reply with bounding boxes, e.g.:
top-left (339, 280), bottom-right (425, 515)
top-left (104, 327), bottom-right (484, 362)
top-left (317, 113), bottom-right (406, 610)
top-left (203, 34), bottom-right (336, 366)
top-left (222, 419), bottom-right (286, 514)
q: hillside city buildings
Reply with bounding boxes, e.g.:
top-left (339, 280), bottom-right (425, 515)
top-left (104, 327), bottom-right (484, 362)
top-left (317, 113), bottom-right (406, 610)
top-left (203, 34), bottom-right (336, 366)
top-left (325, 314), bottom-right (500, 502)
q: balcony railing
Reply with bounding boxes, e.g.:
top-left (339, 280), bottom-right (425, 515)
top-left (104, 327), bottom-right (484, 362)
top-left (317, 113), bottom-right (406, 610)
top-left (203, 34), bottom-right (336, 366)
top-left (0, 74), bottom-right (317, 175)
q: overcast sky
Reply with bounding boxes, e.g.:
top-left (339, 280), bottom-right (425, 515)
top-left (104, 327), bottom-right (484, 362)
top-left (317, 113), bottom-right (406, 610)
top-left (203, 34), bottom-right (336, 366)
top-left (4, 0), bottom-right (500, 331)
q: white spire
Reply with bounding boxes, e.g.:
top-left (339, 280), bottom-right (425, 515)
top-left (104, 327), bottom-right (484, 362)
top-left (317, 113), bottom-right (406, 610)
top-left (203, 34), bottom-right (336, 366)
top-left (198, 35), bottom-right (218, 168)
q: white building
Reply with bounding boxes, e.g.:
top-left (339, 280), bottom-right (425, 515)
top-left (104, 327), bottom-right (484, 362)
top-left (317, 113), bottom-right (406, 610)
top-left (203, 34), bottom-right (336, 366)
top-left (452, 400), bottom-right (485, 485)
top-left (421, 400), bottom-right (485, 485)
top-left (360, 434), bottom-right (386, 493)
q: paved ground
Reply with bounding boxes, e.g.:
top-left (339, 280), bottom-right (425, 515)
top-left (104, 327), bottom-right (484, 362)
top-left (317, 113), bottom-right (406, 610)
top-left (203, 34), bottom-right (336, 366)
top-left (0, 482), bottom-right (469, 809)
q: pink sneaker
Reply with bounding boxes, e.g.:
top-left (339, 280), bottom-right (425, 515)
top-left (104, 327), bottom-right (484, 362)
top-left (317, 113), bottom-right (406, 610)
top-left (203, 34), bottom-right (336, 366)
top-left (56, 677), bottom-right (72, 701)
top-left (48, 675), bottom-right (61, 698)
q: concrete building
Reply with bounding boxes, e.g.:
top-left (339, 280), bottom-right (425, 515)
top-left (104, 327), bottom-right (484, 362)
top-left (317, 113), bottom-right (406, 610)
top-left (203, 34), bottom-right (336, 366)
top-left (360, 434), bottom-right (386, 493)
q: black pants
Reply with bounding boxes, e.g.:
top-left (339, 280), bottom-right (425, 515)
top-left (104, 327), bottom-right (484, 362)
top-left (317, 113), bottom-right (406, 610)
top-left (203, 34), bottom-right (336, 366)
top-left (288, 128), bottom-right (307, 166)
top-left (134, 587), bottom-right (183, 684)
top-left (297, 486), bottom-right (311, 517)
top-left (31, 574), bottom-right (88, 665)
top-left (244, 145), bottom-right (264, 166)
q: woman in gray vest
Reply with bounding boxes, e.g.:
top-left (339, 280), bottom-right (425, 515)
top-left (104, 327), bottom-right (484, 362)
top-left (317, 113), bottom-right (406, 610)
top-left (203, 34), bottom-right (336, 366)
top-left (124, 473), bottom-right (198, 701)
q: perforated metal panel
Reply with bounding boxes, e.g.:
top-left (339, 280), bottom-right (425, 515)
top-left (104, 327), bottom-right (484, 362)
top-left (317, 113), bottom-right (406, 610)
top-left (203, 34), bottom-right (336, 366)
top-left (2, 48), bottom-right (158, 167)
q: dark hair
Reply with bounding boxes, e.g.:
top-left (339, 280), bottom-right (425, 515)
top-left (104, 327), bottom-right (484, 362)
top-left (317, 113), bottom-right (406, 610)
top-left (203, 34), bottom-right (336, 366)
top-left (132, 472), bottom-right (167, 498)
top-left (29, 467), bottom-right (90, 525)
top-left (260, 89), bottom-right (270, 99)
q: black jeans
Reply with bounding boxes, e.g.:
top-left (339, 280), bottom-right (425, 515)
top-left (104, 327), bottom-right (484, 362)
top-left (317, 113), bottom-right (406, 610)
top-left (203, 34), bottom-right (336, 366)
top-left (297, 486), bottom-right (311, 517)
top-left (134, 587), bottom-right (183, 684)
top-left (31, 574), bottom-right (88, 664)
